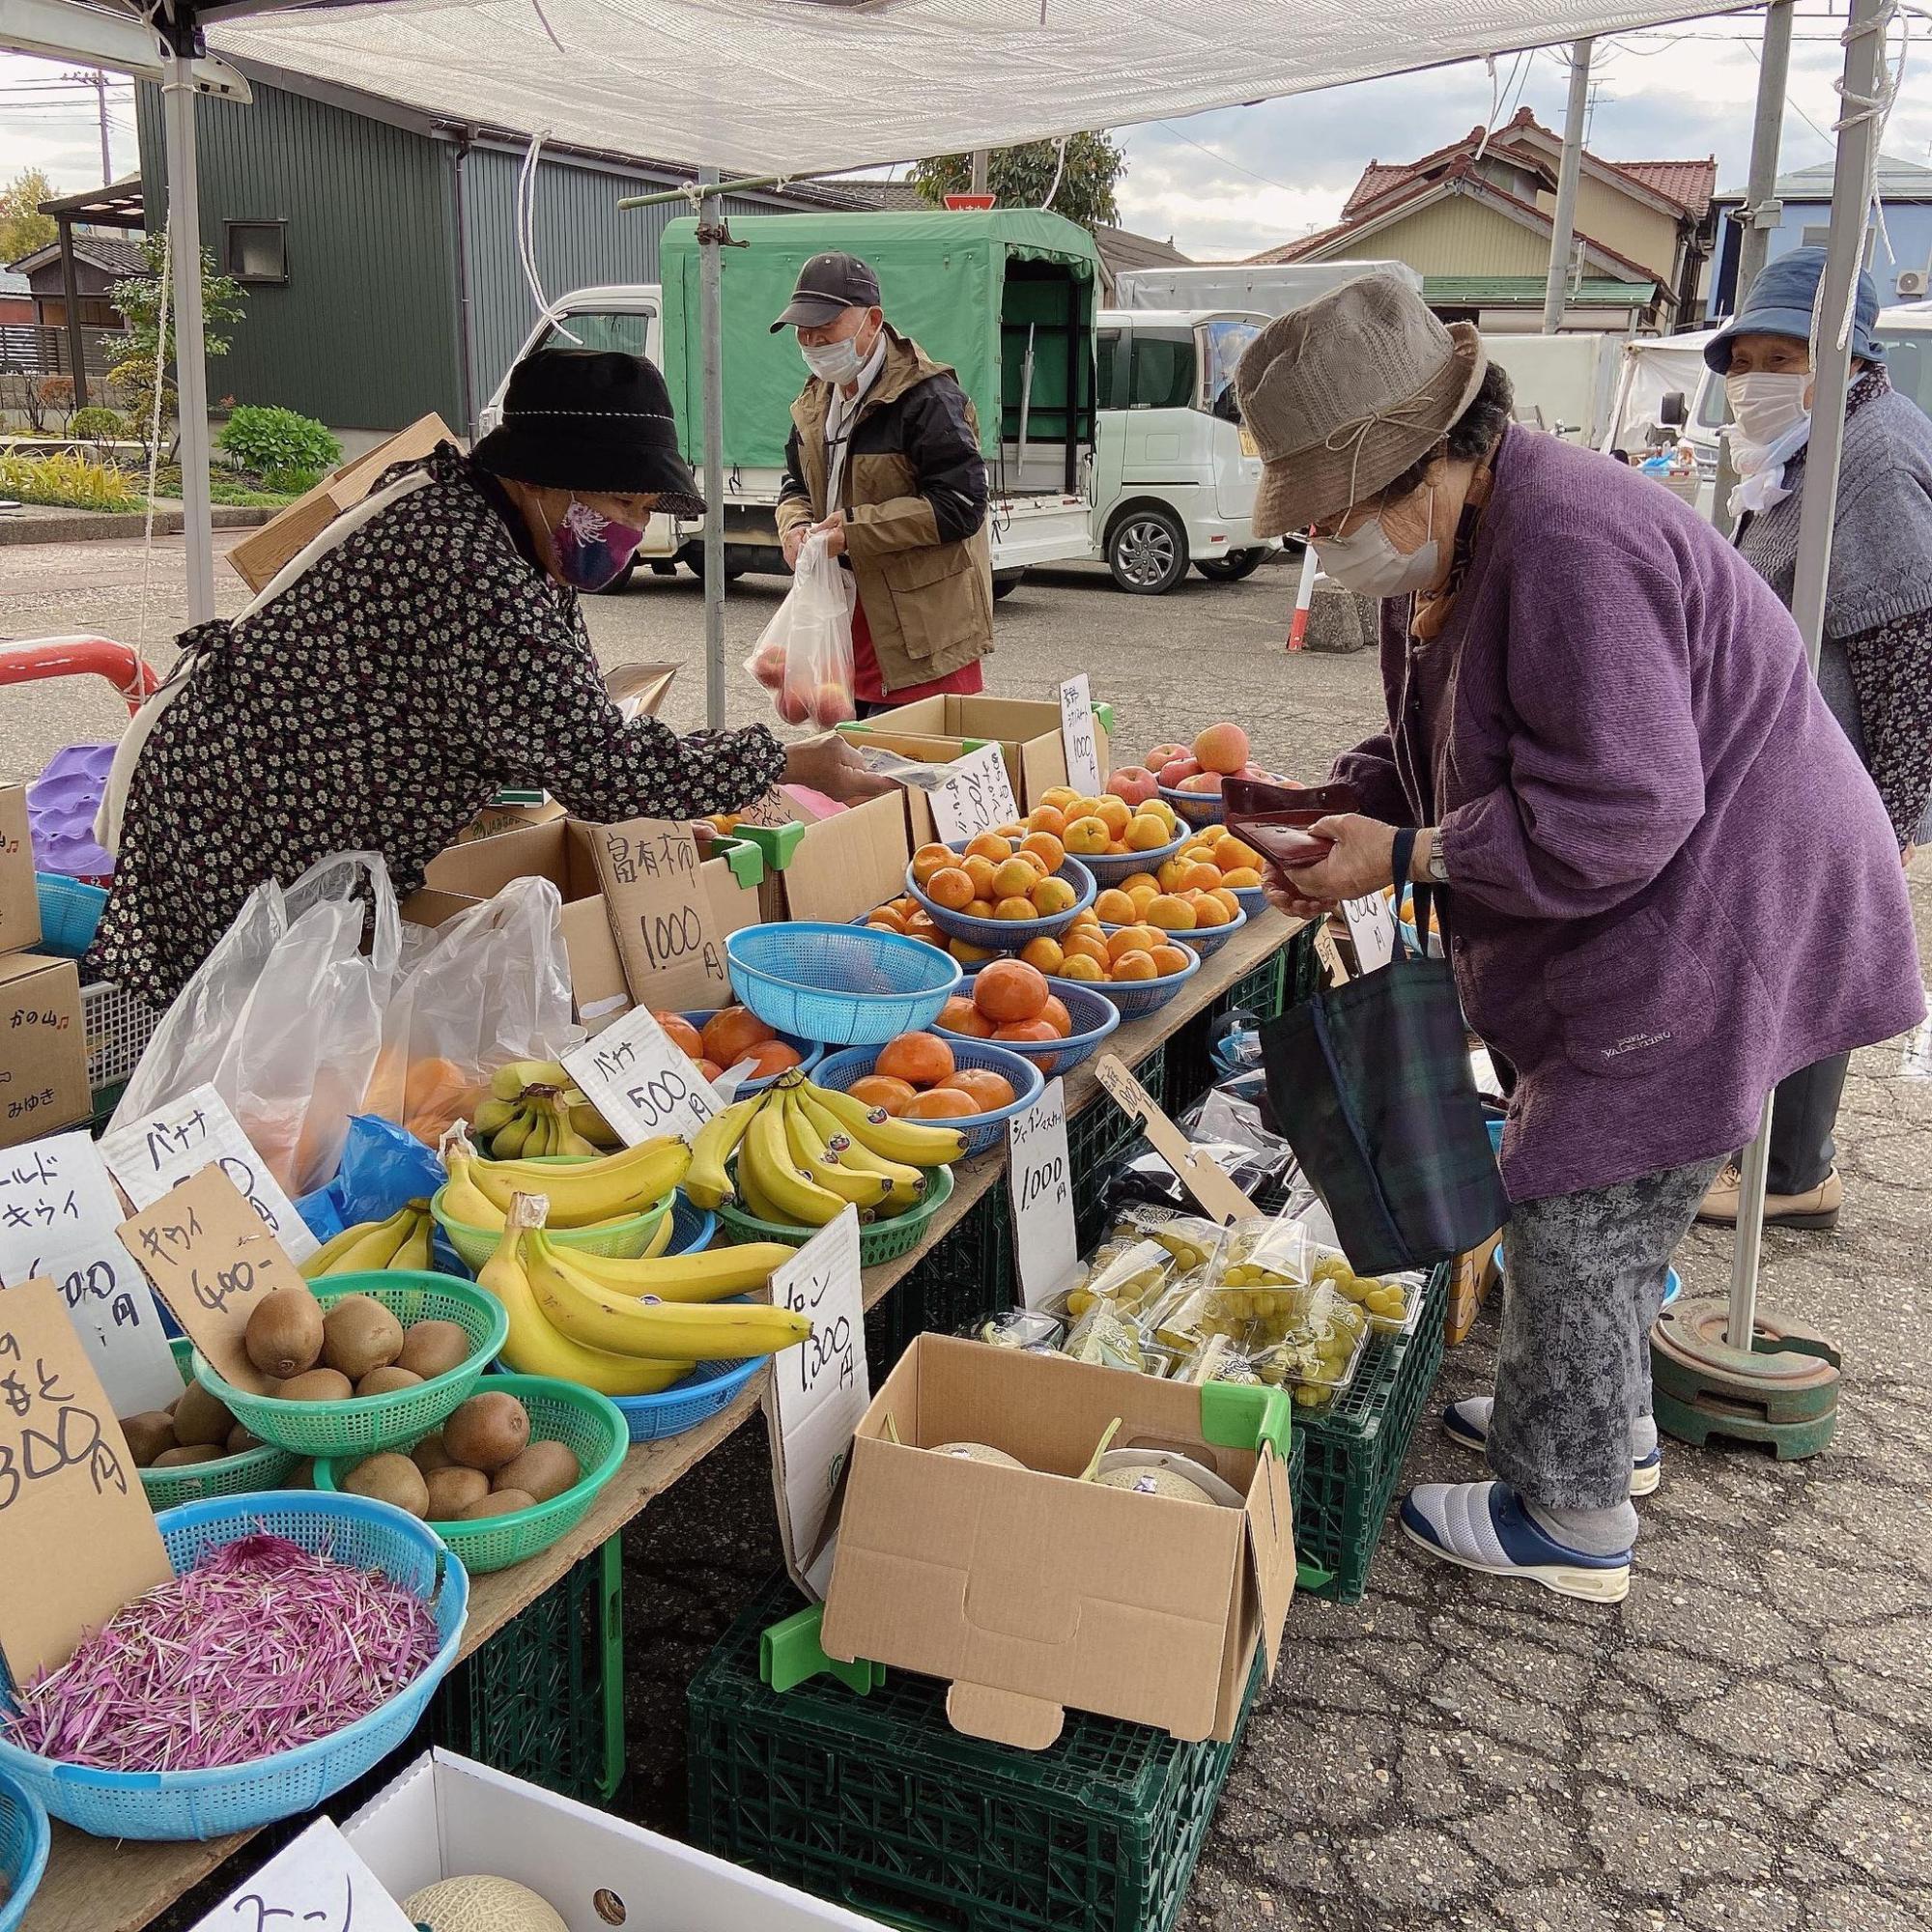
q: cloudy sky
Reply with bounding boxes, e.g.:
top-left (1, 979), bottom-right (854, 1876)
top-left (5, 11), bottom-right (1930, 264)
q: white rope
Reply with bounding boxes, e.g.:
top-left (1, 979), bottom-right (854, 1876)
top-left (1472, 55), bottom-right (1500, 162)
top-left (517, 129), bottom-right (582, 347)
top-left (1039, 133), bottom-right (1069, 212)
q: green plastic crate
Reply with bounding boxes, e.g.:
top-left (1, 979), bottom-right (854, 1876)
top-left (1070, 1040), bottom-right (1166, 1253)
top-left (432, 1537), bottom-right (624, 1804)
top-left (689, 1574), bottom-right (1264, 1932)
top-left (1294, 1262), bottom-right (1449, 1603)
top-left (1163, 945), bottom-right (1293, 1117)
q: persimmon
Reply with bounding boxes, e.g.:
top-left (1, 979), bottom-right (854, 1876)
top-left (848, 1073), bottom-right (917, 1116)
top-left (974, 958), bottom-right (1050, 1024)
top-left (876, 1031), bottom-right (955, 1087)
top-left (653, 1013), bottom-right (706, 1060)
top-left (937, 995), bottom-right (994, 1037)
top-left (903, 1088), bottom-right (978, 1121)
top-left (940, 1068), bottom-right (1017, 1113)
top-left (701, 1006), bottom-right (776, 1066)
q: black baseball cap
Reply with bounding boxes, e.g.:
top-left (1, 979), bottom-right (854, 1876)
top-left (771, 252), bottom-right (882, 331)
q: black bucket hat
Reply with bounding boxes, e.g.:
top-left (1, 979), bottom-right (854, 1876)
top-left (471, 347), bottom-right (704, 515)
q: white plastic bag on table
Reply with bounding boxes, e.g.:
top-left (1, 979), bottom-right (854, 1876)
top-left (744, 529), bottom-right (857, 727)
top-left (367, 876), bottom-right (582, 1146)
top-left (110, 852), bottom-right (402, 1196)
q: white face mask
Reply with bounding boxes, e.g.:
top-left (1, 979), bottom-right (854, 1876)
top-left (1724, 371), bottom-right (1811, 449)
top-left (802, 331), bottom-right (867, 384)
top-left (1313, 489), bottom-right (1440, 599)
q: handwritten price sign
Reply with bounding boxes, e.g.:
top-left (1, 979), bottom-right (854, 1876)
top-left (1341, 893), bottom-right (1398, 976)
top-left (763, 1208), bottom-right (867, 1600)
top-left (926, 743), bottom-right (1020, 845)
top-left (1008, 1079), bottom-right (1078, 1309)
top-left (190, 1818), bottom-right (415, 1932)
top-left (563, 1006), bottom-right (721, 1147)
top-left (1058, 675), bottom-right (1103, 796)
top-left (591, 816), bottom-right (731, 1008)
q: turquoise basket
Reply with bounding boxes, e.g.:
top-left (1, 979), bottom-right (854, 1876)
top-left (0, 1764), bottom-right (48, 1932)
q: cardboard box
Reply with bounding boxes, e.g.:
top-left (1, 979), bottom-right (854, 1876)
top-left (342, 1749), bottom-right (879, 1931)
top-left (450, 798), bottom-right (567, 846)
top-left (859, 696), bottom-right (1111, 813)
top-left (0, 786), bottom-right (37, 955)
top-left (733, 792), bottom-right (910, 925)
top-left (226, 414), bottom-right (456, 593)
top-left (835, 726), bottom-right (987, 849)
top-left (1445, 1229), bottom-right (1502, 1346)
top-left (0, 953), bottom-right (89, 1149)
top-left (820, 1334), bottom-right (1293, 1749)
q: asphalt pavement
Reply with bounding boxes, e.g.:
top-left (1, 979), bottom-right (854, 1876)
top-left (8, 536), bottom-right (1929, 1932)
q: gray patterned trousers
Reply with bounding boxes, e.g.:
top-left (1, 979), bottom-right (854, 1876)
top-left (1488, 1157), bottom-right (1724, 1512)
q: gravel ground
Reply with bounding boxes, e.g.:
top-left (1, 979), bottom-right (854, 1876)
top-left (8, 537), bottom-right (1929, 1931)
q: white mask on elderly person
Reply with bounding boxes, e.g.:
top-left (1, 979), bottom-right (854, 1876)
top-left (1312, 479), bottom-right (1442, 599)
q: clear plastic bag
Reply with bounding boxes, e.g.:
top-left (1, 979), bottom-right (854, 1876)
top-left (1148, 1274), bottom-right (1367, 1406)
top-left (744, 530), bottom-right (857, 727)
top-left (365, 877), bottom-right (580, 1147)
top-left (111, 852), bottom-right (403, 1197)
top-left (1053, 1238), bottom-right (1176, 1324)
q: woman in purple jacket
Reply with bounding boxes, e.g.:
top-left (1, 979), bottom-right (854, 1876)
top-left (1234, 277), bottom-right (1923, 1604)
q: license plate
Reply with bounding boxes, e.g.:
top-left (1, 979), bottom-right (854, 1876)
top-left (1237, 427), bottom-right (1259, 458)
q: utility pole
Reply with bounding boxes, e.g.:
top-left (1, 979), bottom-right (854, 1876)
top-left (969, 150), bottom-right (989, 196)
top-left (62, 68), bottom-right (112, 182)
top-left (1542, 39), bottom-right (1593, 334)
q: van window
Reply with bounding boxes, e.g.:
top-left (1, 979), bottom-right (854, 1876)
top-left (1200, 319), bottom-right (1260, 412)
top-left (1129, 333), bottom-right (1195, 410)
top-left (1878, 324), bottom-right (1932, 418)
top-left (1697, 376), bottom-right (1728, 431)
top-left (1096, 329), bottom-right (1122, 410)
top-left (538, 310), bottom-right (655, 356)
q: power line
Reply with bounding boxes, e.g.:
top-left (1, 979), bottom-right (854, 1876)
top-left (1147, 121), bottom-right (1312, 198)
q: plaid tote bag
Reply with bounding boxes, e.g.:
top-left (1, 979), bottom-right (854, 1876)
top-left (1260, 833), bottom-right (1508, 1276)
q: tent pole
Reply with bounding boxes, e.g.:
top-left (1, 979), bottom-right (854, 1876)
top-left (1713, 0), bottom-right (1795, 537)
top-left (698, 167), bottom-right (726, 729)
top-left (1725, 0), bottom-right (1888, 1353)
top-left (161, 50), bottom-right (215, 625)
top-left (56, 213), bottom-right (88, 410)
top-left (1541, 39), bottom-right (1593, 334)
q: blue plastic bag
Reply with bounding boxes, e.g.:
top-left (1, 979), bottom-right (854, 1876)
top-left (297, 1114), bottom-right (446, 1242)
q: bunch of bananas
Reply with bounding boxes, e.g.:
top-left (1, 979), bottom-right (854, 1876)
top-left (440, 1125), bottom-right (688, 1233)
top-left (300, 1199), bottom-right (434, 1278)
top-left (685, 1069), bottom-right (966, 1230)
top-left (471, 1060), bottom-right (619, 1160)
top-left (477, 1194), bottom-right (808, 1396)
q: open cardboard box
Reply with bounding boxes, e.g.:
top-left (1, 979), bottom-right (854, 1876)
top-left (731, 790), bottom-right (910, 925)
top-left (0, 785), bottom-right (38, 955)
top-left (342, 1748), bottom-right (881, 1930)
top-left (0, 952), bottom-right (88, 1149)
top-left (856, 696), bottom-right (1111, 815)
top-left (819, 1334), bottom-right (1293, 1750)
top-left (832, 725), bottom-right (989, 849)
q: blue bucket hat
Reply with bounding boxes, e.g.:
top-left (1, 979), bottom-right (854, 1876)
top-left (1706, 244), bottom-right (1885, 372)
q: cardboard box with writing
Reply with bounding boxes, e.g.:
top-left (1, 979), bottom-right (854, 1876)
top-left (833, 726), bottom-right (986, 849)
top-left (733, 792), bottom-right (910, 925)
top-left (0, 785), bottom-right (38, 956)
top-left (226, 414), bottom-right (456, 594)
top-left (858, 696), bottom-right (1110, 814)
top-left (0, 952), bottom-right (88, 1149)
top-left (819, 1335), bottom-right (1293, 1750)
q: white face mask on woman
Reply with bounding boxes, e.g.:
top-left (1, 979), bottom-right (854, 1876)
top-left (1724, 371), bottom-right (1812, 451)
top-left (1312, 485), bottom-right (1441, 599)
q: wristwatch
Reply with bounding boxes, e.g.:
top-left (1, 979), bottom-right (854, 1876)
top-left (1425, 838), bottom-right (1450, 886)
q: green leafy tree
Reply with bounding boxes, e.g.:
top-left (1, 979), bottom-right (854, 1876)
top-left (108, 235), bottom-right (244, 463)
top-left (0, 168), bottom-right (57, 266)
top-left (910, 134), bottom-right (1125, 232)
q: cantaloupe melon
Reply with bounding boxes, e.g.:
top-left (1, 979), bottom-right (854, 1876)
top-left (401, 1876), bottom-right (568, 1930)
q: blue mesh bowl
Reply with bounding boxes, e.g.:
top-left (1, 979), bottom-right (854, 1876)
top-left (904, 841), bottom-right (1097, 948)
top-left (608, 1353), bottom-right (763, 1443)
top-left (942, 976), bottom-right (1121, 1077)
top-left (1158, 782), bottom-right (1226, 828)
top-left (1075, 830), bottom-right (1186, 882)
top-left (1232, 882), bottom-right (1268, 918)
top-left (33, 874), bottom-right (106, 958)
top-left (668, 1193), bottom-right (717, 1255)
top-left (727, 924), bottom-right (961, 1045)
top-left (677, 1010), bottom-right (824, 1091)
top-left (1102, 901), bottom-right (1247, 957)
top-left (0, 1766), bottom-right (48, 1932)
top-left (1043, 942), bottom-right (1199, 1021)
top-left (0, 1493), bottom-right (466, 1841)
top-left (815, 1038), bottom-right (1043, 1158)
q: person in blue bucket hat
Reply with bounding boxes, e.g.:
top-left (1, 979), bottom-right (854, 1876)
top-left (1698, 244), bottom-right (1932, 1235)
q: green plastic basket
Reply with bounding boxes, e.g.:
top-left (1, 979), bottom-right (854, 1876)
top-left (192, 1272), bottom-right (510, 1459)
top-left (138, 1340), bottom-right (301, 1510)
top-left (714, 1162), bottom-right (954, 1265)
top-left (433, 1159), bottom-right (674, 1272)
top-left (312, 1374), bottom-right (628, 1575)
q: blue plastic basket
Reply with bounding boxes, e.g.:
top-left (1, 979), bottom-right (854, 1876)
top-left (814, 1038), bottom-right (1043, 1157)
top-left (1158, 781), bottom-right (1226, 828)
top-left (727, 924), bottom-right (962, 1046)
top-left (1101, 901), bottom-right (1247, 958)
top-left (668, 1193), bottom-right (717, 1255)
top-left (0, 1765), bottom-right (48, 1932)
top-left (609, 1351), bottom-right (763, 1443)
top-left (0, 1492), bottom-right (467, 1841)
top-left (32, 873), bottom-right (107, 958)
top-left (1074, 830), bottom-right (1186, 882)
top-left (1042, 942), bottom-right (1200, 1021)
top-left (678, 1010), bottom-right (824, 1091)
top-left (941, 977), bottom-right (1121, 1077)
top-left (1232, 882), bottom-right (1269, 918)
top-left (905, 842), bottom-right (1097, 948)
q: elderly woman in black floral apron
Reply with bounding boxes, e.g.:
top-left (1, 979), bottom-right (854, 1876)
top-left (91, 349), bottom-right (890, 1008)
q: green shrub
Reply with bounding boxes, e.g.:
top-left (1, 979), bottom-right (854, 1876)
top-left (218, 404), bottom-right (341, 479)
top-left (70, 406), bottom-right (127, 443)
top-left (0, 450), bottom-right (141, 512)
top-left (261, 465), bottom-right (323, 495)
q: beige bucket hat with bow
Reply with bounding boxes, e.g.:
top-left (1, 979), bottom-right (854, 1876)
top-left (1234, 274), bottom-right (1488, 538)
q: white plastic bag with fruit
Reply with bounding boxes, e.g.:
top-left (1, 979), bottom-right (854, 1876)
top-left (744, 529), bottom-right (857, 727)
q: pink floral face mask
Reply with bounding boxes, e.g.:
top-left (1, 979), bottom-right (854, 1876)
top-left (542, 497), bottom-right (645, 591)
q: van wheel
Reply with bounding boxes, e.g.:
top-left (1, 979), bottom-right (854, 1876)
top-left (676, 543), bottom-right (746, 586)
top-left (1107, 508), bottom-right (1188, 594)
top-left (991, 568), bottom-right (1027, 601)
top-left (1195, 547), bottom-right (1268, 582)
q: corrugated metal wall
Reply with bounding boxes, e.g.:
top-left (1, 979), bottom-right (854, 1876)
top-left (1363, 199), bottom-right (1549, 277)
top-left (137, 79), bottom-right (465, 432)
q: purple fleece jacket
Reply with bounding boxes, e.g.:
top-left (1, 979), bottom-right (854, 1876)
top-left (1335, 426), bottom-right (1925, 1203)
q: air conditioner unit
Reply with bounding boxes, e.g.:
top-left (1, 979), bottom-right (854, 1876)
top-left (1897, 268), bottom-right (1929, 298)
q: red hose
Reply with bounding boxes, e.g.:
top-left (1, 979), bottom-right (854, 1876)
top-left (0, 636), bottom-right (159, 713)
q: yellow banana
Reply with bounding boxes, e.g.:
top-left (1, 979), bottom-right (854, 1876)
top-left (550, 1101), bottom-right (605, 1159)
top-left (387, 1206), bottom-right (433, 1273)
top-left (566, 1094), bottom-right (621, 1150)
top-left (490, 1106), bottom-right (538, 1159)
top-left (525, 1233), bottom-right (810, 1360)
top-left (528, 1224), bottom-right (792, 1303)
top-left (685, 1095), bottom-right (761, 1209)
top-left (440, 1128), bottom-right (513, 1230)
top-left (479, 1197), bottom-right (693, 1395)
top-left (469, 1135), bottom-right (691, 1227)
top-left (491, 1059), bottom-right (572, 1102)
top-left (735, 1155), bottom-right (788, 1226)
top-left (794, 1089), bottom-right (926, 1210)
top-left (809, 1079), bottom-right (968, 1166)
top-left (740, 1093), bottom-right (846, 1228)
top-left (299, 1203), bottom-right (415, 1279)
top-left (639, 1209), bottom-right (676, 1261)
top-left (780, 1090), bottom-right (893, 1209)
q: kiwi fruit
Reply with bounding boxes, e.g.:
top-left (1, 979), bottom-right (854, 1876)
top-left (424, 1466), bottom-right (492, 1519)
top-left (341, 1451), bottom-right (430, 1519)
top-left (225, 1421), bottom-right (263, 1455)
top-left (395, 1320), bottom-right (470, 1380)
top-left (284, 1459), bottom-right (315, 1491)
top-left (458, 1489), bottom-right (535, 1520)
top-left (152, 1444), bottom-right (226, 1468)
top-left (118, 1411), bottom-right (177, 1468)
top-left (493, 1440), bottom-right (581, 1504)
top-left (172, 1382), bottom-right (237, 1448)
top-left (442, 1391), bottom-right (530, 1472)
top-left (321, 1294), bottom-right (404, 1380)
top-left (244, 1287), bottom-right (324, 1380)
top-left (276, 1368), bottom-right (355, 1403)
top-left (411, 1433), bottom-right (455, 1476)
top-left (355, 1366), bottom-right (424, 1398)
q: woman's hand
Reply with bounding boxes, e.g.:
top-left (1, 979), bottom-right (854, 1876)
top-left (1284, 814), bottom-right (1402, 902)
top-left (783, 731), bottom-right (896, 804)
